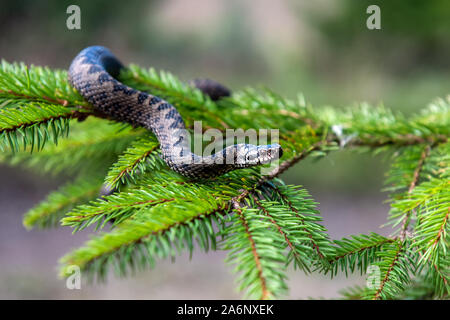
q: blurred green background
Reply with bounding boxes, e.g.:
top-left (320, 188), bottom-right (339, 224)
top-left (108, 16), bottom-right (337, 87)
top-left (0, 0), bottom-right (449, 299)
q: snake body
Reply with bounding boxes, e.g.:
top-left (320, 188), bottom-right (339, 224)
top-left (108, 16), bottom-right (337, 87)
top-left (68, 46), bottom-right (282, 178)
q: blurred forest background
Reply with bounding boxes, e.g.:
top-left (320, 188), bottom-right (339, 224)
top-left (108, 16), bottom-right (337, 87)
top-left (0, 0), bottom-right (449, 299)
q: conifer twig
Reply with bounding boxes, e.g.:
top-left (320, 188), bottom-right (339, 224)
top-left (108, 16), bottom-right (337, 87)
top-left (232, 199), bottom-right (270, 300)
top-left (400, 145), bottom-right (431, 240)
top-left (373, 242), bottom-right (403, 300)
top-left (251, 194), bottom-right (301, 262)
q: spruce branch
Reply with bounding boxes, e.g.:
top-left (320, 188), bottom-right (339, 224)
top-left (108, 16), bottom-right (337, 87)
top-left (59, 209), bottom-right (225, 281)
top-left (23, 176), bottom-right (104, 229)
top-left (0, 60), bottom-right (87, 109)
top-left (410, 179), bottom-right (449, 266)
top-left (251, 193), bottom-right (313, 273)
top-left (59, 169), bottom-right (263, 279)
top-left (222, 200), bottom-right (288, 299)
top-left (325, 233), bottom-right (395, 277)
top-left (411, 235), bottom-right (450, 297)
top-left (104, 135), bottom-right (161, 189)
top-left (0, 118), bottom-right (143, 176)
top-left (267, 183), bottom-right (334, 266)
top-left (253, 194), bottom-right (310, 270)
top-left (372, 241), bottom-right (405, 300)
top-left (363, 240), bottom-right (415, 300)
top-left (424, 254), bottom-right (450, 297)
top-left (400, 144), bottom-right (431, 240)
top-left (62, 177), bottom-right (218, 231)
top-left (385, 144), bottom-right (441, 235)
top-left (0, 61), bottom-right (93, 151)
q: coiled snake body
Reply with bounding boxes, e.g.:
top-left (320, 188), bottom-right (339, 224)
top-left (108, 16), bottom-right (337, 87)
top-left (68, 46), bottom-right (282, 178)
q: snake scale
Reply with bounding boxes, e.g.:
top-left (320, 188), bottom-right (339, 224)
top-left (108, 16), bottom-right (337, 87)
top-left (68, 46), bottom-right (282, 179)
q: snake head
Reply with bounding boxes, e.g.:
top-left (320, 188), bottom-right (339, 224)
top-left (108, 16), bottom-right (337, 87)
top-left (234, 143), bottom-right (283, 167)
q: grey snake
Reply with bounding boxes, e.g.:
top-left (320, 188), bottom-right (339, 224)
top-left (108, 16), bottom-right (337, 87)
top-left (68, 46), bottom-right (282, 179)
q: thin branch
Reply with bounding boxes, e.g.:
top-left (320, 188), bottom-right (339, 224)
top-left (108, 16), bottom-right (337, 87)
top-left (373, 241), bottom-right (403, 300)
top-left (109, 145), bottom-right (159, 186)
top-left (0, 89), bottom-right (75, 107)
top-left (432, 261), bottom-right (449, 287)
top-left (412, 236), bottom-right (449, 287)
top-left (232, 199), bottom-right (270, 300)
top-left (330, 238), bottom-right (395, 264)
top-left (67, 197), bottom-right (177, 223)
top-left (349, 135), bottom-right (447, 148)
top-left (271, 186), bottom-right (327, 260)
top-left (64, 205), bottom-right (229, 269)
top-left (432, 207), bottom-right (449, 249)
top-left (251, 194), bottom-right (302, 264)
top-left (0, 111), bottom-right (75, 134)
top-left (400, 145), bottom-right (431, 240)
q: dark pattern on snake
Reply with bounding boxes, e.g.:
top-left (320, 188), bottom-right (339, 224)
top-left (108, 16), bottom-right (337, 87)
top-left (68, 46), bottom-right (282, 179)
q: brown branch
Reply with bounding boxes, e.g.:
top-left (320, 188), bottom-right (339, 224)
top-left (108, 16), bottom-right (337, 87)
top-left (110, 145), bottom-right (159, 185)
top-left (68, 197), bottom-right (177, 222)
top-left (433, 264), bottom-right (449, 287)
top-left (65, 205), bottom-right (230, 269)
top-left (349, 134), bottom-right (447, 148)
top-left (0, 113), bottom-right (72, 134)
top-left (251, 194), bottom-right (303, 265)
top-left (0, 88), bottom-right (114, 122)
top-left (0, 89), bottom-right (74, 107)
top-left (271, 186), bottom-right (327, 260)
top-left (400, 145), bottom-right (431, 240)
top-left (331, 239), bottom-right (395, 263)
top-left (137, 203), bottom-right (231, 242)
top-left (412, 236), bottom-right (449, 287)
top-left (232, 199), bottom-right (270, 300)
top-left (432, 207), bottom-right (449, 249)
top-left (0, 108), bottom-right (106, 135)
top-left (373, 241), bottom-right (403, 300)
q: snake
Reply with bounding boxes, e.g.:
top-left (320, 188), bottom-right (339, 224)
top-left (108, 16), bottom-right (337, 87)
top-left (68, 46), bottom-right (282, 179)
